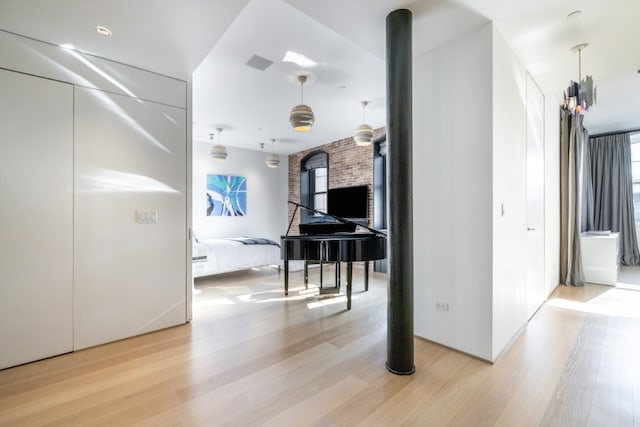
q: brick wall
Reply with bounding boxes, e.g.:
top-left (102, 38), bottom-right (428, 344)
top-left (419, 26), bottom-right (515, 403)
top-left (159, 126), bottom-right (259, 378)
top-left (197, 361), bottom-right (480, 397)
top-left (287, 127), bottom-right (385, 233)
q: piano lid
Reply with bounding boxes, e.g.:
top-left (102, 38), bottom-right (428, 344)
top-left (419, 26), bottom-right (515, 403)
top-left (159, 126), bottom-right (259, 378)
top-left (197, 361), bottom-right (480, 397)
top-left (286, 200), bottom-right (386, 238)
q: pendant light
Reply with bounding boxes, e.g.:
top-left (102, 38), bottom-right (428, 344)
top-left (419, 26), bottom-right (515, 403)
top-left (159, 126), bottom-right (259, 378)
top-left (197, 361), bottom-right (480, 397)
top-left (354, 101), bottom-right (374, 146)
top-left (564, 43), bottom-right (596, 114)
top-left (289, 75), bottom-right (315, 132)
top-left (210, 127), bottom-right (228, 162)
top-left (265, 138), bottom-right (280, 168)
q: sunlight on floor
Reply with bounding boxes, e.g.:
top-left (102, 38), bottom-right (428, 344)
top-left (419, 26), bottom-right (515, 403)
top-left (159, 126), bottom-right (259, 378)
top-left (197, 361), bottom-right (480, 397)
top-left (616, 265), bottom-right (640, 291)
top-left (194, 297), bottom-right (235, 307)
top-left (193, 280), bottom-right (351, 310)
top-left (615, 282), bottom-right (640, 291)
top-left (307, 295), bottom-right (348, 309)
top-left (547, 287), bottom-right (640, 318)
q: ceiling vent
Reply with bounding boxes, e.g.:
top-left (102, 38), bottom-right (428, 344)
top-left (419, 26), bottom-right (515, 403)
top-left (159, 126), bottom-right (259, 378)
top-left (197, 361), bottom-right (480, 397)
top-left (246, 54), bottom-right (273, 71)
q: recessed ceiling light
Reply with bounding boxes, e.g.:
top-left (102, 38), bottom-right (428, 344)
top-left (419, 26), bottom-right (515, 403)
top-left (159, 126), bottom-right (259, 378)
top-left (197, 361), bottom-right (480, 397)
top-left (567, 10), bottom-right (582, 20)
top-left (95, 26), bottom-right (112, 36)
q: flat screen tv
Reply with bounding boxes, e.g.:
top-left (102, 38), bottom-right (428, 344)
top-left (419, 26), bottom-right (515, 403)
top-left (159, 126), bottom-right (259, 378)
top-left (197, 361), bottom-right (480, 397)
top-left (327, 185), bottom-right (368, 219)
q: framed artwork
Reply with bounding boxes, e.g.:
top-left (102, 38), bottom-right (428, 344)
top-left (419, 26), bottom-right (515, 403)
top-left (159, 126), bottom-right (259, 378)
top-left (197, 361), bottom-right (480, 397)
top-left (206, 174), bottom-right (247, 216)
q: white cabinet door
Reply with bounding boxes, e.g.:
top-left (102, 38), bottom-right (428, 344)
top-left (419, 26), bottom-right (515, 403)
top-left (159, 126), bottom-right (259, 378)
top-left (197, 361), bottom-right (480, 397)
top-left (0, 70), bottom-right (73, 369)
top-left (525, 73), bottom-right (546, 319)
top-left (73, 87), bottom-right (187, 350)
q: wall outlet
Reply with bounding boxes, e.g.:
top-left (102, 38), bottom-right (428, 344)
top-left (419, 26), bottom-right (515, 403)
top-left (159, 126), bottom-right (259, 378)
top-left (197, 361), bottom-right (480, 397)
top-left (136, 209), bottom-right (157, 224)
top-left (435, 301), bottom-right (449, 312)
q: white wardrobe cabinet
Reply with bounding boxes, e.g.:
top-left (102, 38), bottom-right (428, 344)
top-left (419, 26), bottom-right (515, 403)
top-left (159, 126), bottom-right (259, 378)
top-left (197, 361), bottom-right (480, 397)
top-left (0, 69), bottom-right (74, 369)
top-left (0, 30), bottom-right (189, 369)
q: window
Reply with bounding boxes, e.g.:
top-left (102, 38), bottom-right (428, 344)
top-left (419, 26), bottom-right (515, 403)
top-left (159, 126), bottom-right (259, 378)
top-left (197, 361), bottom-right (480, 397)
top-left (631, 133), bottom-right (640, 228)
top-left (311, 166), bottom-right (327, 213)
top-left (373, 136), bottom-right (387, 229)
top-left (300, 151), bottom-right (328, 223)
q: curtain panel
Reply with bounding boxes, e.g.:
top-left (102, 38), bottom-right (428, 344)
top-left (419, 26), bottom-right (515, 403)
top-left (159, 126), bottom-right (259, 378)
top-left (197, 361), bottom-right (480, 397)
top-left (559, 111), bottom-right (587, 286)
top-left (586, 133), bottom-right (640, 265)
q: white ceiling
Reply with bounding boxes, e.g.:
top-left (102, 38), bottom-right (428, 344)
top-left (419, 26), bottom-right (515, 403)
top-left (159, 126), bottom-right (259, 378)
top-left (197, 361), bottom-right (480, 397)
top-left (1, 0), bottom-right (638, 154)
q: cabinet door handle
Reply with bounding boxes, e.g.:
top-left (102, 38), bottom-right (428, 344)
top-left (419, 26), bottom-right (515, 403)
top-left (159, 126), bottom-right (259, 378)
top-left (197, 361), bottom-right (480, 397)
top-left (527, 227), bottom-right (536, 231)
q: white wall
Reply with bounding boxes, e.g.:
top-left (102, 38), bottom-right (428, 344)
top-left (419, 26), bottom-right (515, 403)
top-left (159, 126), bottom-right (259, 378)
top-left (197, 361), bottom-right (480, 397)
top-left (491, 28), bottom-right (528, 358)
top-left (193, 142), bottom-right (289, 244)
top-left (413, 23), bottom-right (494, 360)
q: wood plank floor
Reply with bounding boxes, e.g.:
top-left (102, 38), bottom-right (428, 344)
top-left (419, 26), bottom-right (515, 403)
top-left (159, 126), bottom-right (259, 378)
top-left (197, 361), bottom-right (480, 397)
top-left (1, 267), bottom-right (640, 426)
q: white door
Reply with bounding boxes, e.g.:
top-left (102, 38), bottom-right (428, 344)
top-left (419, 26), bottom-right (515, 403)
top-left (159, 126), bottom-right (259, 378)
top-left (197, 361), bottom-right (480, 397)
top-left (0, 69), bottom-right (74, 369)
top-left (526, 73), bottom-right (546, 319)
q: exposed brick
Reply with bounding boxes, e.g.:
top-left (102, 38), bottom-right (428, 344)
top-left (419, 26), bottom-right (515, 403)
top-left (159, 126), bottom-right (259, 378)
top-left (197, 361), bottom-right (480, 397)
top-left (287, 127), bottom-right (385, 232)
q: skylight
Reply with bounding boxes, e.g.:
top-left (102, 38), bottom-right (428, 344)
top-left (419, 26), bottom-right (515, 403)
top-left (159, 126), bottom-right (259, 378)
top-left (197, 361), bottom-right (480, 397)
top-left (282, 51), bottom-right (317, 68)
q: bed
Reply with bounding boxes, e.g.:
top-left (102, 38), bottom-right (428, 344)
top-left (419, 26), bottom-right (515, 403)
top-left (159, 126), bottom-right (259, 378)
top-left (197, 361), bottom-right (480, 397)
top-left (192, 236), bottom-right (282, 278)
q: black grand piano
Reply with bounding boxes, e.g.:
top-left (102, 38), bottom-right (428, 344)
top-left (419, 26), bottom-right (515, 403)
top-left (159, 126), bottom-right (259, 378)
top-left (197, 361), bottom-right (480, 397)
top-left (281, 201), bottom-right (386, 309)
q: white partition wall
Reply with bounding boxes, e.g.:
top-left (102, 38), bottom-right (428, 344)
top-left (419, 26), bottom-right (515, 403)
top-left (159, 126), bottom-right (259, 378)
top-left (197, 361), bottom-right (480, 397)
top-left (413, 23), bottom-right (555, 361)
top-left (0, 70), bottom-right (74, 369)
top-left (413, 24), bottom-right (494, 360)
top-left (73, 88), bottom-right (187, 349)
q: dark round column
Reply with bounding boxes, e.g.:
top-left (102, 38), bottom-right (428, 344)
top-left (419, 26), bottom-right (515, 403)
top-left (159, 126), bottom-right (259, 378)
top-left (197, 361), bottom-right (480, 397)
top-left (385, 8), bottom-right (415, 375)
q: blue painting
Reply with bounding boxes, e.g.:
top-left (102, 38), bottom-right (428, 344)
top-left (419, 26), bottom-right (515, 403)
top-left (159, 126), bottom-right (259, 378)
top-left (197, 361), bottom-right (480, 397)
top-left (206, 175), bottom-right (247, 216)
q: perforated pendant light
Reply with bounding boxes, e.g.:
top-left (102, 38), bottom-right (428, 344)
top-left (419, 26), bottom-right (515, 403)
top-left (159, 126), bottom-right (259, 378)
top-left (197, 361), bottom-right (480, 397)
top-left (354, 101), bottom-right (374, 146)
top-left (289, 75), bottom-right (315, 132)
top-left (210, 127), bottom-right (228, 162)
top-left (265, 138), bottom-right (280, 168)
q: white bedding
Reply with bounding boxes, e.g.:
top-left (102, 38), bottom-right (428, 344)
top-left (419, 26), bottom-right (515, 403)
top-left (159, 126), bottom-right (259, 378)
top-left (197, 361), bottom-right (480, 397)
top-left (192, 237), bottom-right (282, 278)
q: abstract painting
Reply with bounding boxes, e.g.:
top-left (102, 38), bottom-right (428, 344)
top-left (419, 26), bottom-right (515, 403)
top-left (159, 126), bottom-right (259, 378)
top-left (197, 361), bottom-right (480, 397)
top-left (206, 175), bottom-right (247, 216)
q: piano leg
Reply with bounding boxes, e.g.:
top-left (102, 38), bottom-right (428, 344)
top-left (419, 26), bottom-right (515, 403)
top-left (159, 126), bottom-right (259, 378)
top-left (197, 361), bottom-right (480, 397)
top-left (346, 262), bottom-right (353, 310)
top-left (364, 261), bottom-right (369, 292)
top-left (284, 259), bottom-right (289, 296)
top-left (304, 261), bottom-right (309, 288)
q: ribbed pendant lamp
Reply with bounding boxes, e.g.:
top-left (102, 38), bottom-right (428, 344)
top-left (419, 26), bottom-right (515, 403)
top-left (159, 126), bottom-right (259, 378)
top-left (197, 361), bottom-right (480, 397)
top-left (354, 101), bottom-right (374, 146)
top-left (289, 75), bottom-right (315, 132)
top-left (210, 127), bottom-right (228, 162)
top-left (265, 138), bottom-right (280, 168)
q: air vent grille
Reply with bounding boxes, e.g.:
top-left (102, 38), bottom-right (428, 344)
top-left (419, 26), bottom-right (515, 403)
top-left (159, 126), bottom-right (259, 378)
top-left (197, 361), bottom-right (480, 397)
top-left (246, 55), bottom-right (273, 71)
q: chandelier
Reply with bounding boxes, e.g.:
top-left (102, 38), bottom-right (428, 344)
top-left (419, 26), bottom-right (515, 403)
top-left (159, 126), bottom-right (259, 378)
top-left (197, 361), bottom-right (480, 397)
top-left (564, 43), bottom-right (596, 114)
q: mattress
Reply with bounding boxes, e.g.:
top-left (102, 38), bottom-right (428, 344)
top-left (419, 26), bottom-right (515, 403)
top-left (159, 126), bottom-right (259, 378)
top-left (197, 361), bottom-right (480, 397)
top-left (192, 237), bottom-right (281, 277)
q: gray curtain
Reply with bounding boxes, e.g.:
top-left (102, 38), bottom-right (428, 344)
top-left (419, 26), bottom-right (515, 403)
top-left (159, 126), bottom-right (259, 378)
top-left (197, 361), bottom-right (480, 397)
top-left (585, 132), bottom-right (640, 265)
top-left (560, 111), bottom-right (587, 286)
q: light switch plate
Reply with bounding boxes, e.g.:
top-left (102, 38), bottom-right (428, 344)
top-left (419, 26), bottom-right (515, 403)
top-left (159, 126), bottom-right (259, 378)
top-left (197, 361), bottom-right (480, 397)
top-left (136, 209), bottom-right (157, 224)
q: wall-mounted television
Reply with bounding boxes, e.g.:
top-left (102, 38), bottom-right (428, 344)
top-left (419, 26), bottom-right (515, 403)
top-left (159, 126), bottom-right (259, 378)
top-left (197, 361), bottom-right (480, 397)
top-left (327, 185), bottom-right (368, 219)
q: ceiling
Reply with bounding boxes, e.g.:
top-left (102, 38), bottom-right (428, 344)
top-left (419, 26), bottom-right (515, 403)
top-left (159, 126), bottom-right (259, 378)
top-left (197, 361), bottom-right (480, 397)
top-left (1, 0), bottom-right (638, 154)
